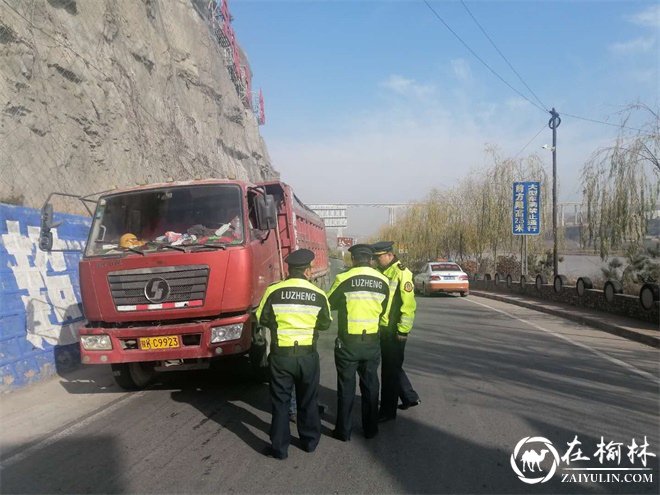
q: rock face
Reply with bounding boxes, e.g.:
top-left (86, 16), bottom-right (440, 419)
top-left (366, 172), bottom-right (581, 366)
top-left (0, 0), bottom-right (277, 209)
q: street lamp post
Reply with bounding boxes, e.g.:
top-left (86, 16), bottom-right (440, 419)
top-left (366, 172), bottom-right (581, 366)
top-left (548, 108), bottom-right (561, 278)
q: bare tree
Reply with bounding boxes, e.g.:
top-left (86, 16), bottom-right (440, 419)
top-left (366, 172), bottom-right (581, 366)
top-left (581, 103), bottom-right (660, 259)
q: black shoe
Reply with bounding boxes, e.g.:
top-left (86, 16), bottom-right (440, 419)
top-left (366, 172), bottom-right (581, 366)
top-left (332, 430), bottom-right (350, 442)
top-left (302, 443), bottom-right (317, 453)
top-left (378, 414), bottom-right (396, 424)
top-left (263, 447), bottom-right (288, 460)
top-left (398, 399), bottom-right (421, 410)
top-left (364, 430), bottom-right (378, 439)
top-left (318, 404), bottom-right (328, 415)
top-left (289, 412), bottom-right (297, 423)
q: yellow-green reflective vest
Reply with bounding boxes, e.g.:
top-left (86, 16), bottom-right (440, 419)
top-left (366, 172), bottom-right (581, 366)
top-left (380, 259), bottom-right (417, 335)
top-left (257, 277), bottom-right (332, 348)
top-left (327, 266), bottom-right (391, 336)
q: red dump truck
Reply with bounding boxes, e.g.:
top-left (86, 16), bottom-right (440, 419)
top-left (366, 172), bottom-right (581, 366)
top-left (39, 179), bottom-right (329, 389)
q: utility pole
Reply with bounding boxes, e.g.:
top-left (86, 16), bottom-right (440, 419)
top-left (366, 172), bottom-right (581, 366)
top-left (548, 108), bottom-right (561, 277)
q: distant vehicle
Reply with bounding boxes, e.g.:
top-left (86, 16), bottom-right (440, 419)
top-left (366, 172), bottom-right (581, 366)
top-left (413, 260), bottom-right (469, 297)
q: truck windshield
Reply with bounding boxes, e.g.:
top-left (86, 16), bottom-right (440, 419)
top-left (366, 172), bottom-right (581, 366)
top-left (85, 184), bottom-right (244, 257)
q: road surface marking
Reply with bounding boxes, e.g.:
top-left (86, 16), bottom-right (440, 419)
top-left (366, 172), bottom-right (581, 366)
top-left (465, 298), bottom-right (660, 386)
top-left (0, 391), bottom-right (145, 469)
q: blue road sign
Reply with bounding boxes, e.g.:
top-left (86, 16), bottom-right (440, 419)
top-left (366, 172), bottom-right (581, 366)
top-left (512, 181), bottom-right (541, 235)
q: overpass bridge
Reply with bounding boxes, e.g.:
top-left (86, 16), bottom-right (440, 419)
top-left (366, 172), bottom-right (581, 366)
top-left (307, 203), bottom-right (410, 237)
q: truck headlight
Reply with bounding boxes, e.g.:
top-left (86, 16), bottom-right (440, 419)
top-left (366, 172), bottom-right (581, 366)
top-left (211, 324), bottom-right (243, 343)
top-left (80, 334), bottom-right (112, 350)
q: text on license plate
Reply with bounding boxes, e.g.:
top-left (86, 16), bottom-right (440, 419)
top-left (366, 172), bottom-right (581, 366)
top-left (140, 336), bottom-right (180, 350)
top-left (444, 276), bottom-right (456, 280)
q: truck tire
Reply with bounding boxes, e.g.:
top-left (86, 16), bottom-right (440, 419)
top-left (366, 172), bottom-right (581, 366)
top-left (553, 274), bottom-right (568, 293)
top-left (535, 274), bottom-right (548, 291)
top-left (640, 283), bottom-right (660, 310)
top-left (604, 280), bottom-right (623, 303)
top-left (111, 362), bottom-right (155, 390)
top-left (250, 326), bottom-right (270, 383)
top-left (576, 277), bottom-right (593, 297)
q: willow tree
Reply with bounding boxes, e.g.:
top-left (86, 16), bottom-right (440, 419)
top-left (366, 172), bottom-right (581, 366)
top-left (457, 171), bottom-right (489, 264)
top-left (581, 103), bottom-right (660, 259)
top-left (447, 187), bottom-right (472, 262)
top-left (470, 148), bottom-right (551, 269)
top-left (374, 147), bottom-right (550, 269)
top-left (376, 202), bottom-right (427, 266)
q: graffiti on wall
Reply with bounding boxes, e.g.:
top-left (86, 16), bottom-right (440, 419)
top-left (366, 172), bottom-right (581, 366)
top-left (2, 221), bottom-right (86, 347)
top-left (1, 204), bottom-right (90, 389)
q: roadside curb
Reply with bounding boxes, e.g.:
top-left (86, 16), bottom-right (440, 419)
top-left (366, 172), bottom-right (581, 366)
top-left (470, 290), bottom-right (660, 349)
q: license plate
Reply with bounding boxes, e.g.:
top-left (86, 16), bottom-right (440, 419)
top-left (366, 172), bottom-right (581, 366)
top-left (139, 336), bottom-right (180, 350)
top-left (444, 276), bottom-right (456, 280)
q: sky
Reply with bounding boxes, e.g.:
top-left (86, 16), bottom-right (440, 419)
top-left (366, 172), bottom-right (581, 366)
top-left (229, 0), bottom-right (659, 236)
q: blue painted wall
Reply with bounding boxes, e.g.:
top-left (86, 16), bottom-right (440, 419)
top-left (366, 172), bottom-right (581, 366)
top-left (0, 204), bottom-right (91, 391)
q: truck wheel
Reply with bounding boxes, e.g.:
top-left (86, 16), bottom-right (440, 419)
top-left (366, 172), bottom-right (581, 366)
top-left (250, 327), bottom-right (270, 383)
top-left (535, 274), bottom-right (548, 291)
top-left (111, 362), bottom-right (155, 390)
top-left (640, 283), bottom-right (660, 310)
top-left (576, 277), bottom-right (593, 297)
top-left (460, 291), bottom-right (468, 297)
top-left (553, 274), bottom-right (568, 293)
top-left (604, 280), bottom-right (623, 303)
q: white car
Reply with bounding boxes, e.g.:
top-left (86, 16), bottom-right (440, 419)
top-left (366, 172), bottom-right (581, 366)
top-left (413, 261), bottom-right (469, 297)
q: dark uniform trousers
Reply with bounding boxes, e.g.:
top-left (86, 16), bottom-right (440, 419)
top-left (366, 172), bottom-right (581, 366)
top-left (334, 338), bottom-right (380, 439)
top-left (380, 331), bottom-right (419, 417)
top-left (269, 349), bottom-right (321, 457)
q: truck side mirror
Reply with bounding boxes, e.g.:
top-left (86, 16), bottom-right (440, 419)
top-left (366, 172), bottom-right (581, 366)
top-left (41, 203), bottom-right (53, 231)
top-left (255, 194), bottom-right (277, 230)
top-left (39, 231), bottom-right (53, 251)
top-left (39, 202), bottom-right (62, 252)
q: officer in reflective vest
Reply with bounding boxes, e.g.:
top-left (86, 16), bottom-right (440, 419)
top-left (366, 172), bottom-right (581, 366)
top-left (257, 249), bottom-right (332, 460)
top-left (372, 241), bottom-right (420, 423)
top-left (327, 243), bottom-right (391, 441)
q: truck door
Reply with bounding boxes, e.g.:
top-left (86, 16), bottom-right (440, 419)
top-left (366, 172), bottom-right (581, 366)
top-left (246, 190), bottom-right (280, 307)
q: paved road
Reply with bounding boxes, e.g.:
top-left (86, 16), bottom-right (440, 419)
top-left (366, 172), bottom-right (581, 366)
top-left (1, 295), bottom-right (658, 494)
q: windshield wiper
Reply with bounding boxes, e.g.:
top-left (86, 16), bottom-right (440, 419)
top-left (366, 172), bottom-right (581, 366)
top-left (118, 245), bottom-right (146, 256)
top-left (155, 244), bottom-right (187, 252)
top-left (188, 243), bottom-right (227, 251)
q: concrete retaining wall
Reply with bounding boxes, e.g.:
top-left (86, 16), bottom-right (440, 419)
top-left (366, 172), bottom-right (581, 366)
top-left (0, 204), bottom-right (90, 392)
top-left (471, 276), bottom-right (659, 325)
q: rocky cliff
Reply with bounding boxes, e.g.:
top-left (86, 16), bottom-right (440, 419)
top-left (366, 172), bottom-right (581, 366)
top-left (0, 0), bottom-right (277, 209)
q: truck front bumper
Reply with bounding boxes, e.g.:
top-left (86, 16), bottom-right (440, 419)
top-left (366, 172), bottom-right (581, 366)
top-left (78, 314), bottom-right (252, 365)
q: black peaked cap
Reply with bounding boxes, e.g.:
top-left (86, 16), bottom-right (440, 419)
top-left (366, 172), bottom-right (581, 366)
top-left (285, 249), bottom-right (315, 267)
top-left (371, 241), bottom-right (394, 255)
top-left (348, 243), bottom-right (375, 257)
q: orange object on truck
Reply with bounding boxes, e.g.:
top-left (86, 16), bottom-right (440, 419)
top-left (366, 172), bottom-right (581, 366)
top-left (39, 179), bottom-right (329, 389)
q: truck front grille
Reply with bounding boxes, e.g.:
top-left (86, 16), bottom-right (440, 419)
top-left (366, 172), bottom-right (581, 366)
top-left (108, 265), bottom-right (209, 307)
